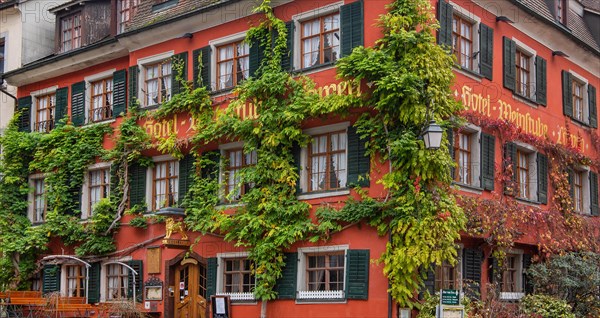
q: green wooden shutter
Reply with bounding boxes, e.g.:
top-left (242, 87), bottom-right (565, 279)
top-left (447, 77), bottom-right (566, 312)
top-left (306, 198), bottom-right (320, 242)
top-left (503, 37), bottom-right (516, 92)
top-left (437, 0), bottom-right (453, 48)
top-left (206, 258), bottom-right (217, 299)
top-left (129, 65), bottom-right (139, 107)
top-left (200, 151), bottom-right (220, 180)
top-left (347, 126), bottom-right (370, 187)
top-left (345, 249), bottom-right (369, 300)
top-left (589, 84), bottom-right (597, 128)
top-left (562, 70), bottom-right (573, 117)
top-left (249, 36), bottom-right (265, 78)
top-left (17, 96), bottom-right (32, 132)
top-left (479, 23), bottom-right (493, 80)
top-left (537, 153), bottom-right (548, 204)
top-left (42, 264), bottom-right (61, 294)
top-left (112, 69), bottom-right (127, 118)
top-left (281, 21), bottom-right (295, 72)
top-left (489, 257), bottom-right (500, 283)
top-left (447, 129), bottom-right (455, 179)
top-left (340, 0), bottom-right (364, 57)
top-left (171, 51), bottom-right (188, 96)
top-left (590, 172), bottom-right (599, 216)
top-left (504, 142), bottom-right (517, 195)
top-left (292, 142), bottom-right (302, 193)
top-left (481, 133), bottom-right (495, 191)
top-left (275, 252), bottom-right (297, 299)
top-left (55, 87), bottom-right (69, 127)
top-left (193, 46), bottom-right (211, 90)
top-left (87, 262), bottom-right (101, 304)
top-left (568, 169), bottom-right (574, 200)
top-left (463, 248), bottom-right (483, 299)
top-left (71, 81), bottom-right (86, 126)
top-left (420, 267), bottom-right (435, 299)
top-left (127, 260), bottom-right (143, 302)
top-left (178, 153), bottom-right (195, 205)
top-left (535, 56), bottom-right (547, 106)
top-left (522, 254), bottom-right (533, 294)
top-left (129, 163), bottom-right (146, 208)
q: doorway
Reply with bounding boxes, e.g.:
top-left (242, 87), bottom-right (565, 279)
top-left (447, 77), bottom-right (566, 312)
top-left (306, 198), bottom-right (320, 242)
top-left (174, 259), bottom-right (207, 318)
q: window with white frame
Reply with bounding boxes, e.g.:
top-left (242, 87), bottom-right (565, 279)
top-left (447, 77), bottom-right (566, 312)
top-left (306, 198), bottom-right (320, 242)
top-left (216, 40), bottom-right (249, 90)
top-left (563, 70), bottom-right (595, 126)
top-left (152, 160), bottom-right (178, 210)
top-left (452, 128), bottom-right (481, 186)
top-left (513, 41), bottom-right (536, 100)
top-left (507, 143), bottom-right (539, 202)
top-left (452, 14), bottom-right (475, 71)
top-left (435, 260), bottom-right (460, 291)
top-left (80, 163), bottom-right (111, 219)
top-left (117, 0), bottom-right (139, 34)
top-left (570, 168), bottom-right (593, 215)
top-left (35, 93), bottom-right (56, 133)
top-left (216, 252), bottom-right (256, 302)
top-left (222, 147), bottom-right (257, 203)
top-left (297, 245), bottom-right (347, 300)
top-left (138, 52), bottom-right (173, 108)
top-left (504, 37), bottom-right (547, 104)
top-left (106, 264), bottom-right (128, 301)
top-left (29, 176), bottom-right (46, 223)
top-left (65, 265), bottom-right (86, 297)
top-left (499, 253), bottom-right (523, 300)
top-left (84, 69), bottom-right (116, 124)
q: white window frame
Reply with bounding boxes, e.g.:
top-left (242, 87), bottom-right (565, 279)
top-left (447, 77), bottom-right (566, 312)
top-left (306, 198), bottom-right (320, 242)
top-left (61, 263), bottom-right (87, 298)
top-left (513, 142), bottom-right (539, 203)
top-left (297, 122), bottom-right (350, 200)
top-left (218, 142), bottom-right (259, 204)
top-left (449, 2), bottom-right (481, 75)
top-left (453, 124), bottom-right (481, 189)
top-left (296, 244), bottom-right (348, 302)
top-left (291, 1), bottom-right (343, 71)
top-left (209, 31), bottom-right (248, 92)
top-left (568, 70), bottom-right (590, 125)
top-left (80, 162), bottom-right (112, 220)
top-left (28, 173), bottom-right (46, 224)
top-left (145, 154), bottom-right (179, 212)
top-left (434, 247), bottom-right (464, 292)
top-left (84, 69), bottom-right (116, 125)
top-left (137, 51), bottom-right (174, 108)
top-left (215, 251), bottom-right (256, 302)
top-left (499, 249), bottom-right (524, 301)
top-left (572, 165), bottom-right (591, 215)
top-left (99, 256), bottom-right (132, 302)
top-left (0, 34), bottom-right (6, 76)
top-left (29, 86), bottom-right (59, 132)
top-left (512, 38), bottom-right (538, 101)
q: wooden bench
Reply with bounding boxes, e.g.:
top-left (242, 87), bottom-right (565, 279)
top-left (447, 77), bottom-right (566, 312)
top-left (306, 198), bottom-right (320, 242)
top-left (58, 297), bottom-right (86, 304)
top-left (45, 303), bottom-right (94, 317)
top-left (7, 291), bottom-right (42, 298)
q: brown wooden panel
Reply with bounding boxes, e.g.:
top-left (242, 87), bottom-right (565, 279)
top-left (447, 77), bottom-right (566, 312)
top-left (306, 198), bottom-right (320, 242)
top-left (147, 247), bottom-right (162, 274)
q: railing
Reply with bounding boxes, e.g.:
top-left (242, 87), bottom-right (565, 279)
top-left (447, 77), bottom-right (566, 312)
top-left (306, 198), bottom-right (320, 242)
top-left (90, 105), bottom-right (113, 123)
top-left (216, 292), bottom-right (255, 302)
top-left (499, 292), bottom-right (525, 300)
top-left (297, 290), bottom-right (345, 300)
top-left (35, 120), bottom-right (54, 133)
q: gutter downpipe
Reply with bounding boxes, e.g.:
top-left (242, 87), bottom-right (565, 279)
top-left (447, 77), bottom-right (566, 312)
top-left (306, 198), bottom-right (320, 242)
top-left (0, 78), bottom-right (18, 105)
top-left (388, 228), bottom-right (393, 318)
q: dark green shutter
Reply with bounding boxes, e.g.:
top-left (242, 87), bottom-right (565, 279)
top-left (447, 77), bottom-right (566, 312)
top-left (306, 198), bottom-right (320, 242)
top-left (281, 21), bottom-right (295, 72)
top-left (275, 252), bottom-right (297, 299)
top-left (589, 84), bottom-right (597, 128)
top-left (562, 71), bottom-right (573, 117)
top-left (489, 257), bottom-right (500, 283)
top-left (87, 262), bottom-right (101, 304)
top-left (347, 125), bottom-right (370, 187)
top-left (178, 153), bottom-right (195, 205)
top-left (292, 142), bottom-right (302, 193)
top-left (535, 56), bottom-right (547, 106)
top-left (171, 51), bottom-right (188, 96)
top-left (129, 163), bottom-right (146, 208)
top-left (206, 258), bottom-right (217, 299)
top-left (420, 267), bottom-right (435, 299)
top-left (568, 169), bottom-right (574, 200)
top-left (448, 129), bottom-right (455, 180)
top-left (590, 172), bottom-right (599, 216)
top-left (345, 249), bottom-right (369, 300)
top-left (55, 87), bottom-right (68, 127)
top-left (340, 0), bottom-right (364, 57)
top-left (42, 264), bottom-right (61, 294)
top-left (110, 163), bottom-right (121, 203)
top-left (537, 153), bottom-right (548, 204)
top-left (437, 0), bottom-right (453, 48)
top-left (479, 23), bottom-right (493, 80)
top-left (503, 37), bottom-right (516, 92)
top-left (71, 81), bottom-right (86, 126)
top-left (201, 151), bottom-right (220, 180)
top-left (249, 36), bottom-right (265, 78)
top-left (127, 260), bottom-right (143, 302)
top-left (463, 248), bottom-right (483, 299)
top-left (522, 254), bottom-right (533, 294)
top-left (112, 69), bottom-right (127, 118)
top-left (17, 96), bottom-right (32, 132)
top-left (193, 46), bottom-right (211, 90)
top-left (504, 142), bottom-right (517, 195)
top-left (481, 133), bottom-right (495, 191)
top-left (129, 65), bottom-right (139, 107)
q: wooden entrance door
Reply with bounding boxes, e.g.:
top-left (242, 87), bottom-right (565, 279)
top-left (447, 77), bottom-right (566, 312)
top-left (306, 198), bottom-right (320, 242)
top-left (174, 260), bottom-right (208, 318)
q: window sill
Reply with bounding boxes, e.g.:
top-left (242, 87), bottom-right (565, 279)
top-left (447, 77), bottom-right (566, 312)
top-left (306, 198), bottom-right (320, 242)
top-left (296, 290), bottom-right (346, 304)
top-left (216, 293), bottom-right (255, 304)
top-left (453, 182), bottom-right (483, 194)
top-left (85, 118), bottom-right (116, 127)
top-left (499, 292), bottom-right (524, 301)
top-left (515, 197), bottom-right (541, 206)
top-left (297, 189), bottom-right (350, 200)
top-left (453, 66), bottom-right (483, 82)
top-left (512, 94), bottom-right (539, 108)
top-left (293, 62), bottom-right (336, 76)
top-left (568, 117), bottom-right (591, 129)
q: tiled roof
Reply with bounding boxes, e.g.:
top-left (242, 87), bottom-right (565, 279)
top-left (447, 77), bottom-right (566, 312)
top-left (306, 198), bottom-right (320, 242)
top-left (517, 0), bottom-right (555, 21)
top-left (125, 0), bottom-right (222, 32)
top-left (567, 9), bottom-right (599, 51)
top-left (581, 0), bottom-right (600, 12)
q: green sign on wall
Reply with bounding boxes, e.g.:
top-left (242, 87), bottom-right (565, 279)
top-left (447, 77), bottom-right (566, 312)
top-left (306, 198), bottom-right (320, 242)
top-left (441, 289), bottom-right (460, 305)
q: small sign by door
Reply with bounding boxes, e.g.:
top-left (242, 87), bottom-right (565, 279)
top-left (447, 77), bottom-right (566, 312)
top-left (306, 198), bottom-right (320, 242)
top-left (211, 295), bottom-right (231, 318)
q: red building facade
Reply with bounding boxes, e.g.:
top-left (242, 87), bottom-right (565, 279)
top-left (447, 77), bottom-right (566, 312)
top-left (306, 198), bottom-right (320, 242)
top-left (2, 0), bottom-right (599, 317)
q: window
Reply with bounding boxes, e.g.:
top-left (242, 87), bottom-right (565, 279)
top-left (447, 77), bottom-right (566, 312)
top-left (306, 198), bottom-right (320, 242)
top-left (505, 142), bottom-right (546, 203)
top-left (223, 258), bottom-right (255, 294)
top-left (144, 60), bottom-right (172, 107)
top-left (33, 178), bottom-right (46, 223)
top-left (435, 261), bottom-right (459, 290)
top-left (569, 168), bottom-right (598, 215)
top-left (306, 253), bottom-right (344, 292)
top-left (35, 93), bottom-right (55, 133)
top-left (216, 41), bottom-right (249, 90)
top-left (89, 168), bottom-right (110, 212)
top-left (308, 131), bottom-right (347, 192)
top-left (516, 149), bottom-right (530, 199)
top-left (452, 15), bottom-right (474, 71)
top-left (152, 160), bottom-right (178, 210)
top-left (573, 170), bottom-right (584, 212)
top-left (573, 80), bottom-right (585, 122)
top-left (31, 272), bottom-right (42, 292)
top-left (453, 131), bottom-right (473, 184)
top-left (501, 254), bottom-right (520, 293)
top-left (556, 0), bottom-right (567, 24)
top-left (562, 70), bottom-right (596, 128)
top-left (118, 0), bottom-right (139, 34)
top-left (60, 13), bottom-right (82, 52)
top-left (515, 50), bottom-right (531, 97)
top-left (224, 148), bottom-right (256, 202)
top-left (66, 265), bottom-right (86, 297)
top-left (106, 264), bottom-right (128, 300)
top-left (0, 38), bottom-right (5, 74)
top-left (90, 78), bottom-right (113, 122)
top-left (301, 13), bottom-right (340, 69)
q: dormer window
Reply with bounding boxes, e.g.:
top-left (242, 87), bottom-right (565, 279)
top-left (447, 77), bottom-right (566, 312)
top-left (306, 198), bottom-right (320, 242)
top-left (60, 13), bottom-right (82, 52)
top-left (118, 0), bottom-right (139, 34)
top-left (556, 0), bottom-right (567, 25)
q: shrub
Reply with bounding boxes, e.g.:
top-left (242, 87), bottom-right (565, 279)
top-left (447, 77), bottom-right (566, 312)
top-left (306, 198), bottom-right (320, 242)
top-left (520, 294), bottom-right (574, 318)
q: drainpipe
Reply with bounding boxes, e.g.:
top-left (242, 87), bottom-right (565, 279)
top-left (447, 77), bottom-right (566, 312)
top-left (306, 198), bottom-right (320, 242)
top-left (388, 228), bottom-right (393, 318)
top-left (0, 78), bottom-right (17, 104)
